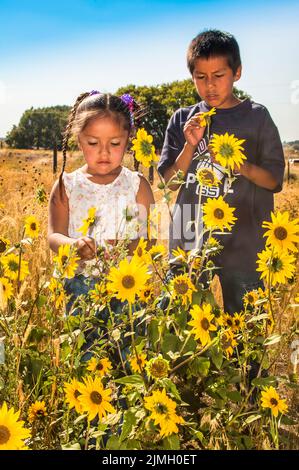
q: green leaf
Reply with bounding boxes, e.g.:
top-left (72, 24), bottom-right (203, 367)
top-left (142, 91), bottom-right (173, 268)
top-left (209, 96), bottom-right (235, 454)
top-left (162, 434), bottom-right (180, 450)
top-left (61, 443), bottom-right (81, 450)
top-left (242, 414), bottom-right (262, 427)
top-left (209, 346), bottom-right (223, 370)
top-left (37, 295), bottom-right (48, 308)
top-left (160, 378), bottom-right (181, 401)
top-left (161, 333), bottom-right (179, 357)
top-left (120, 410), bottom-right (137, 442)
top-left (77, 332), bottom-right (85, 350)
top-left (251, 376), bottom-right (277, 388)
top-left (115, 375), bottom-right (145, 386)
top-left (188, 357), bottom-right (210, 377)
top-left (227, 391), bottom-right (242, 403)
top-left (263, 334), bottom-right (281, 346)
top-left (105, 435), bottom-right (121, 450)
top-left (148, 319), bottom-right (159, 348)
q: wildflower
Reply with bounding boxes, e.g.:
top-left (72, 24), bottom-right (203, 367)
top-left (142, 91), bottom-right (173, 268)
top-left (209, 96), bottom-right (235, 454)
top-left (129, 352), bottom-right (147, 373)
top-left (261, 386), bottom-right (288, 417)
top-left (169, 273), bottom-right (196, 306)
top-left (262, 211), bottom-right (299, 253)
top-left (146, 355), bottom-right (170, 380)
top-left (204, 237), bottom-right (222, 256)
top-left (139, 285), bottom-right (155, 303)
top-left (1, 253), bottom-right (29, 281)
top-left (78, 376), bottom-right (115, 421)
top-left (209, 132), bottom-right (246, 169)
top-left (0, 402), bottom-right (30, 450)
top-left (24, 215), bottom-right (40, 238)
top-left (54, 244), bottom-right (80, 279)
top-left (148, 244), bottom-right (166, 261)
top-left (86, 357), bottom-right (112, 377)
top-left (107, 257), bottom-right (150, 304)
top-left (203, 196), bottom-right (237, 231)
top-left (144, 389), bottom-right (184, 438)
top-left (78, 207), bottom-right (97, 236)
top-left (171, 247), bottom-right (188, 263)
top-left (28, 401), bottom-right (48, 424)
top-left (188, 303), bottom-right (217, 346)
top-left (196, 168), bottom-right (220, 187)
top-left (131, 128), bottom-right (158, 168)
top-left (64, 378), bottom-right (84, 414)
top-left (197, 107), bottom-right (216, 127)
top-left (256, 248), bottom-right (296, 286)
top-left (49, 277), bottom-right (65, 308)
top-left (89, 282), bottom-right (110, 305)
top-left (221, 330), bottom-right (237, 358)
top-left (0, 237), bottom-right (10, 254)
top-left (0, 277), bottom-right (13, 302)
top-left (132, 237), bottom-right (149, 265)
top-left (243, 290), bottom-right (259, 308)
top-left (232, 312), bottom-right (245, 332)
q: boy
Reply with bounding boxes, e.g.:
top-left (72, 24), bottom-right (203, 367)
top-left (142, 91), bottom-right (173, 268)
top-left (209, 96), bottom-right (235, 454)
top-left (158, 29), bottom-right (285, 314)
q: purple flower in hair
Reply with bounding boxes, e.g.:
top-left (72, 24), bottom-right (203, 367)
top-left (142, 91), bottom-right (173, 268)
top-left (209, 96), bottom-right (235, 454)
top-left (89, 90), bottom-right (100, 96)
top-left (120, 93), bottom-right (135, 126)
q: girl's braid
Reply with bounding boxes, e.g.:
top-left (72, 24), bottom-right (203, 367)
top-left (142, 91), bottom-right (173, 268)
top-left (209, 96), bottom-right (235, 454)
top-left (58, 92), bottom-right (89, 198)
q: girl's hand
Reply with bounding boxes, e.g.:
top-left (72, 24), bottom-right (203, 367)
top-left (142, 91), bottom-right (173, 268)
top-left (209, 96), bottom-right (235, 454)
top-left (183, 112), bottom-right (206, 147)
top-left (73, 236), bottom-right (96, 261)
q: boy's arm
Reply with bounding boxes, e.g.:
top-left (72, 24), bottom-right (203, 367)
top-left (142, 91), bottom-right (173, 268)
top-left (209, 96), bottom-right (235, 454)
top-left (236, 109), bottom-right (285, 192)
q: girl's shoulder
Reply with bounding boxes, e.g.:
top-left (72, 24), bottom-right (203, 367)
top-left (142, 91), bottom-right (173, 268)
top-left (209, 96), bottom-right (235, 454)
top-left (120, 166), bottom-right (142, 194)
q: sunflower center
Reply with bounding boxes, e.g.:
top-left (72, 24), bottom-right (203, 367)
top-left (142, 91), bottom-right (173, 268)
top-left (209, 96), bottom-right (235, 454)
top-left (270, 398), bottom-right (278, 406)
top-left (271, 257), bottom-right (283, 273)
top-left (174, 281), bottom-right (189, 295)
top-left (61, 255), bottom-right (68, 266)
top-left (235, 319), bottom-right (240, 326)
top-left (96, 362), bottom-right (104, 371)
top-left (144, 290), bottom-right (151, 298)
top-left (0, 240), bottom-right (7, 253)
top-left (30, 223), bottom-right (37, 231)
top-left (220, 143), bottom-right (234, 158)
top-left (0, 425), bottom-right (10, 444)
top-left (36, 409), bottom-right (45, 417)
top-left (137, 247), bottom-right (143, 257)
top-left (90, 391), bottom-right (103, 405)
top-left (140, 140), bottom-right (152, 157)
top-left (74, 390), bottom-right (81, 399)
top-left (201, 317), bottom-right (210, 331)
top-left (201, 170), bottom-right (214, 184)
top-left (155, 403), bottom-right (168, 414)
top-left (214, 208), bottom-right (224, 220)
top-left (247, 295), bottom-right (254, 303)
top-left (2, 284), bottom-right (6, 292)
top-left (226, 318), bottom-right (233, 327)
top-left (8, 260), bottom-right (19, 272)
top-left (122, 275), bottom-right (135, 289)
top-left (274, 226), bottom-right (287, 241)
top-left (151, 361), bottom-right (168, 378)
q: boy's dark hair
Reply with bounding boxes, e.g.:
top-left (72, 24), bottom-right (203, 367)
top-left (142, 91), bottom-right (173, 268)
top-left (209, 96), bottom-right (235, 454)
top-left (187, 29), bottom-right (241, 75)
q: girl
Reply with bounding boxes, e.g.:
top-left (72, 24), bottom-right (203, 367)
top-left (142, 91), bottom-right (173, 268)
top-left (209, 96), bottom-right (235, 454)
top-left (48, 91), bottom-right (155, 357)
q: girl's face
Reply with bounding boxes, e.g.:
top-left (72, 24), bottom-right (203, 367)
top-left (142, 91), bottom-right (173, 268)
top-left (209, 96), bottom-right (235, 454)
top-left (78, 115), bottom-right (129, 176)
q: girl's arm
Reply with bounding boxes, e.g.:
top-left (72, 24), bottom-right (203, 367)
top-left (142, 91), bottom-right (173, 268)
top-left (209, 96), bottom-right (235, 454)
top-left (236, 162), bottom-right (279, 191)
top-left (48, 180), bottom-right (95, 259)
top-left (127, 175), bottom-right (156, 255)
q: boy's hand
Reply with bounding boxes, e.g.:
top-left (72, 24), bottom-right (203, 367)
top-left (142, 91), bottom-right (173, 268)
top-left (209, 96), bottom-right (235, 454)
top-left (73, 236), bottom-right (96, 261)
top-left (183, 112), bottom-right (206, 147)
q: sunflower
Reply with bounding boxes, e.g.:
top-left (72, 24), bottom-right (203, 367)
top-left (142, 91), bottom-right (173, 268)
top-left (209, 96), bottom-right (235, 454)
top-left (28, 401), bottom-right (48, 424)
top-left (148, 244), bottom-right (166, 261)
top-left (86, 357), bottom-right (112, 377)
top-left (146, 355), bottom-right (170, 380)
top-left (220, 313), bottom-right (234, 329)
top-left (262, 211), bottom-right (299, 253)
top-left (89, 282), bottom-right (110, 305)
top-left (132, 237), bottom-right (149, 265)
top-left (78, 376), bottom-right (115, 421)
top-left (171, 247), bottom-right (188, 263)
top-left (78, 207), bottom-right (97, 236)
top-left (169, 273), bottom-right (196, 306)
top-left (0, 402), bottom-right (30, 450)
top-left (129, 352), bottom-right (147, 373)
top-left (54, 244), bottom-right (80, 279)
top-left (139, 285), bottom-right (155, 303)
top-left (188, 303), bottom-right (217, 346)
top-left (261, 386), bottom-right (288, 417)
top-left (144, 389), bottom-right (184, 437)
top-left (203, 196), bottom-right (237, 231)
top-left (24, 215), bottom-right (40, 238)
top-left (107, 257), bottom-right (150, 304)
top-left (197, 107), bottom-right (216, 127)
top-left (243, 290), bottom-right (259, 308)
top-left (256, 248), bottom-right (296, 286)
top-left (232, 312), bottom-right (245, 332)
top-left (131, 128), bottom-right (158, 168)
top-left (0, 277), bottom-right (13, 302)
top-left (1, 253), bottom-right (29, 281)
top-left (195, 168), bottom-right (220, 187)
top-left (204, 237), bottom-right (222, 256)
top-left (48, 277), bottom-right (65, 309)
top-left (221, 330), bottom-right (237, 358)
top-left (64, 378), bottom-right (84, 414)
top-left (209, 132), bottom-right (246, 169)
top-left (0, 237), bottom-right (10, 254)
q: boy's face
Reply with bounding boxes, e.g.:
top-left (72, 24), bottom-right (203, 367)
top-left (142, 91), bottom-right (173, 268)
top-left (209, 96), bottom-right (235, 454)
top-left (192, 56), bottom-right (242, 109)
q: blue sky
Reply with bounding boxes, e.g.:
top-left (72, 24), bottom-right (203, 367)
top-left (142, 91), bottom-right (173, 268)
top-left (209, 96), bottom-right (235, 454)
top-left (0, 0), bottom-right (298, 141)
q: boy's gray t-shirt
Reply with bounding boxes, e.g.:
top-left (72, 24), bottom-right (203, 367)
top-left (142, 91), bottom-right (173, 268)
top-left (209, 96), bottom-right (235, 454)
top-left (158, 99), bottom-right (285, 272)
